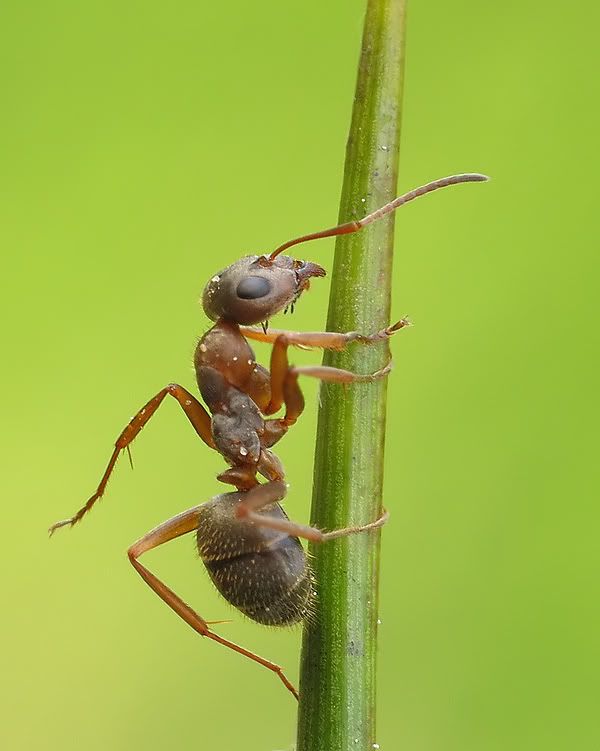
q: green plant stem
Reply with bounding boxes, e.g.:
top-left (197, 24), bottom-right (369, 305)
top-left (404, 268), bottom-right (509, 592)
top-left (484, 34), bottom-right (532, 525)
top-left (296, 1), bottom-right (406, 749)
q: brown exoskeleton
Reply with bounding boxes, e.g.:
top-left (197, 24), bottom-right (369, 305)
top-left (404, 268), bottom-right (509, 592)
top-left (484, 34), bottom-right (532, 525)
top-left (50, 173), bottom-right (488, 699)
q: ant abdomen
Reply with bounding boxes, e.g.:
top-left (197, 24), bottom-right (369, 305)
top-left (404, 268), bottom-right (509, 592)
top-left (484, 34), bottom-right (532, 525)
top-left (197, 492), bottom-right (314, 626)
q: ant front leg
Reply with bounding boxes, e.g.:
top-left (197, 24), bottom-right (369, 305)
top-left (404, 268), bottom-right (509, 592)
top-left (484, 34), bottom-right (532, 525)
top-left (49, 385), bottom-right (215, 534)
top-left (240, 317), bottom-right (410, 351)
top-left (128, 505), bottom-right (299, 700)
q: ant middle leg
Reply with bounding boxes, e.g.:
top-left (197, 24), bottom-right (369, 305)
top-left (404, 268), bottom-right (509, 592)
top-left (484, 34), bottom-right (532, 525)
top-left (264, 333), bottom-right (393, 416)
top-left (49, 384), bottom-right (215, 534)
top-left (128, 504), bottom-right (299, 700)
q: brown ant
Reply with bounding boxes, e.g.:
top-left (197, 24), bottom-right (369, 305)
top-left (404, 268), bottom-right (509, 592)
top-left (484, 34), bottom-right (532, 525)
top-left (50, 172), bottom-right (488, 700)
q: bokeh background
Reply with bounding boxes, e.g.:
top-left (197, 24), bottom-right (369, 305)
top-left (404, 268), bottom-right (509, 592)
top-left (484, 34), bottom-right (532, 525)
top-left (1, 1), bottom-right (598, 749)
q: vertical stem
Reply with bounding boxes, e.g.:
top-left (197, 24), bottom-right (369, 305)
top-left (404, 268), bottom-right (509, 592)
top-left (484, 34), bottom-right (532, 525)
top-left (297, 1), bottom-right (406, 750)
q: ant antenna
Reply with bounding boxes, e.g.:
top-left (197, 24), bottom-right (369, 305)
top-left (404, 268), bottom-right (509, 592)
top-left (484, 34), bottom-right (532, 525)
top-left (269, 172), bottom-right (489, 260)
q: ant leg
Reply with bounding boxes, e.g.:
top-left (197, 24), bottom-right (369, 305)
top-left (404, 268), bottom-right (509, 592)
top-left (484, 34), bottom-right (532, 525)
top-left (234, 479), bottom-right (388, 544)
top-left (235, 480), bottom-right (288, 517)
top-left (128, 505), bottom-right (299, 700)
top-left (49, 384), bottom-right (215, 534)
top-left (239, 488), bottom-right (388, 543)
top-left (318, 509), bottom-right (390, 541)
top-left (264, 334), bottom-right (392, 415)
top-left (240, 317), bottom-right (410, 350)
top-left (264, 335), bottom-right (302, 416)
top-left (291, 362), bottom-right (393, 384)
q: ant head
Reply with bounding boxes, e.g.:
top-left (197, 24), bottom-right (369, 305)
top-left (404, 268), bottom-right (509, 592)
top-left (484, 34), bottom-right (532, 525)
top-left (202, 254), bottom-right (326, 325)
top-left (202, 173), bottom-right (489, 326)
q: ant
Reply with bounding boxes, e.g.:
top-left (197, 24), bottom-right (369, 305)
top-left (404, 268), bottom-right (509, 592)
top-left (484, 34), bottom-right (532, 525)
top-left (50, 172), bottom-right (488, 700)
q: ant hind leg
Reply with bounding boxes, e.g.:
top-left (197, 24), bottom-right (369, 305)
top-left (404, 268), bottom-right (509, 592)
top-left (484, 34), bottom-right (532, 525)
top-left (243, 503), bottom-right (390, 543)
top-left (235, 480), bottom-right (389, 544)
top-left (128, 504), bottom-right (299, 700)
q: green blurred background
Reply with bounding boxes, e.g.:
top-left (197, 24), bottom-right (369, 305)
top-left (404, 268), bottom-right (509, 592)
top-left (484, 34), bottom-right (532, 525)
top-left (1, 1), bottom-right (598, 749)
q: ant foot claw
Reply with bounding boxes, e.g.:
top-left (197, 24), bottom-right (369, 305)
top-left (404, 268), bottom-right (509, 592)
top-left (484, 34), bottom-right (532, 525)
top-left (389, 317), bottom-right (411, 333)
top-left (371, 360), bottom-right (393, 380)
top-left (48, 518), bottom-right (75, 537)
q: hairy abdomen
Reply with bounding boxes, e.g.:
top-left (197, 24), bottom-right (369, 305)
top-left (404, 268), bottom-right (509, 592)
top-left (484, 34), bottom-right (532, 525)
top-left (196, 492), bottom-right (313, 626)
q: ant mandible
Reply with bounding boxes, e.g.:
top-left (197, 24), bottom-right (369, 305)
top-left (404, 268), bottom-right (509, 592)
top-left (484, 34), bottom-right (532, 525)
top-left (50, 172), bottom-right (488, 700)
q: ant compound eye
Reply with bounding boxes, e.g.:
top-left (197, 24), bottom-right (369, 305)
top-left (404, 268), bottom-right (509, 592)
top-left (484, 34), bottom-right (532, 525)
top-left (236, 276), bottom-right (272, 300)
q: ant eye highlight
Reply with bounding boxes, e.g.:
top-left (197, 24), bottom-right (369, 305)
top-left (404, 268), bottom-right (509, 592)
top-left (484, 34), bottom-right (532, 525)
top-left (236, 276), bottom-right (271, 300)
